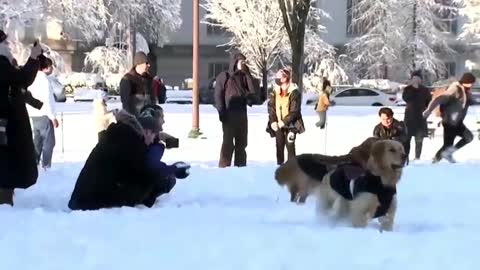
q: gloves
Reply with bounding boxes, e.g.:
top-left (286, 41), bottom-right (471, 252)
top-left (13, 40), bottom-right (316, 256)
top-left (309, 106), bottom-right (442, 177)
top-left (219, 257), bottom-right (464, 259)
top-left (278, 120), bottom-right (285, 129)
top-left (219, 113), bottom-right (227, 123)
top-left (270, 122), bottom-right (278, 132)
top-left (287, 132), bottom-right (296, 143)
top-left (173, 161), bottom-right (191, 179)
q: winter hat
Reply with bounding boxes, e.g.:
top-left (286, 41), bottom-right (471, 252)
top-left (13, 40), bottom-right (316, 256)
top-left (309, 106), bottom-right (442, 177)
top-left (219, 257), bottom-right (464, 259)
top-left (133, 52), bottom-right (149, 66)
top-left (459, 72), bottom-right (476, 84)
top-left (411, 70), bottom-right (423, 79)
top-left (137, 105), bottom-right (161, 133)
top-left (0, 30), bottom-right (7, 44)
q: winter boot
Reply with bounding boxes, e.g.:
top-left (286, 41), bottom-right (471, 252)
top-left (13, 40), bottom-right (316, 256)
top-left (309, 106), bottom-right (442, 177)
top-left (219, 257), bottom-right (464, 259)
top-left (0, 188), bottom-right (14, 206)
top-left (441, 146), bottom-right (457, 163)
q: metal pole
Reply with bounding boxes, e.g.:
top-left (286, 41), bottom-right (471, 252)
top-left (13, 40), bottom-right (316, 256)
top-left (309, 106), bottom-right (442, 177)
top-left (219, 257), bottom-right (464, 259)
top-left (61, 112), bottom-right (64, 155)
top-left (189, 0), bottom-right (201, 138)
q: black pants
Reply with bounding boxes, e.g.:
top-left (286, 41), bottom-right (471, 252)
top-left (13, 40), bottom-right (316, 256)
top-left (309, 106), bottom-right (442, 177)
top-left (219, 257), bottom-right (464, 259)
top-left (405, 132), bottom-right (425, 160)
top-left (31, 116), bottom-right (55, 168)
top-left (219, 111), bottom-right (248, 168)
top-left (434, 122), bottom-right (473, 160)
top-left (275, 129), bottom-right (296, 165)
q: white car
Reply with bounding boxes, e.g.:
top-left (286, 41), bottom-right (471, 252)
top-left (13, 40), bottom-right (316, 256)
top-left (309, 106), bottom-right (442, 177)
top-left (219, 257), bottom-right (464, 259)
top-left (330, 88), bottom-right (399, 106)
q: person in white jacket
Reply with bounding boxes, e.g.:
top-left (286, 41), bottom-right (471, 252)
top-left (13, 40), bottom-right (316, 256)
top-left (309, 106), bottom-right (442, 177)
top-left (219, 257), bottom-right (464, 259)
top-left (27, 56), bottom-right (58, 170)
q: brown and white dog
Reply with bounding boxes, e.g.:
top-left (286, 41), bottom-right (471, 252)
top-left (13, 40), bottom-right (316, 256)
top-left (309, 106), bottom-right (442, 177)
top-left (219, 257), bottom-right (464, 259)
top-left (313, 139), bottom-right (406, 231)
top-left (274, 137), bottom-right (381, 203)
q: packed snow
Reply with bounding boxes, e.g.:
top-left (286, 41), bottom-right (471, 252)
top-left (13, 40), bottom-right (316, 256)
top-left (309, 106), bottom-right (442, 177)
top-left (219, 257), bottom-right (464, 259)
top-left (1, 102), bottom-right (479, 270)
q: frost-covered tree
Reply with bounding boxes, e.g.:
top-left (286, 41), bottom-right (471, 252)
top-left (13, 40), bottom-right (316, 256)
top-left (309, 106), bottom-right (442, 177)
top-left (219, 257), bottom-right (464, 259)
top-left (346, 0), bottom-right (458, 81)
top-left (345, 0), bottom-right (403, 79)
top-left (403, 0), bottom-right (458, 80)
top-left (459, 0), bottom-right (480, 41)
top-left (0, 0), bottom-right (43, 29)
top-left (45, 0), bottom-right (181, 48)
top-left (203, 0), bottom-right (287, 99)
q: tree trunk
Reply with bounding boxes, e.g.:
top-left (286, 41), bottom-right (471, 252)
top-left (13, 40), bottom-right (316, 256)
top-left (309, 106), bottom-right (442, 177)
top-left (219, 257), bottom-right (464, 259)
top-left (278, 0), bottom-right (310, 92)
top-left (261, 64), bottom-right (268, 102)
top-left (411, 0), bottom-right (418, 72)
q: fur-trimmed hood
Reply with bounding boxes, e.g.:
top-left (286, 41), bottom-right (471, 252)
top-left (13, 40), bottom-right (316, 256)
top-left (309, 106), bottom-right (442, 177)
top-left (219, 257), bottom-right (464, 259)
top-left (273, 83), bottom-right (298, 95)
top-left (114, 109), bottom-right (144, 137)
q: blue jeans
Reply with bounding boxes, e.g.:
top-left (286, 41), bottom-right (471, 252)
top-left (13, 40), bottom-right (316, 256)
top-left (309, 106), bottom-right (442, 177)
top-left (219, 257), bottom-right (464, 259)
top-left (31, 116), bottom-right (55, 168)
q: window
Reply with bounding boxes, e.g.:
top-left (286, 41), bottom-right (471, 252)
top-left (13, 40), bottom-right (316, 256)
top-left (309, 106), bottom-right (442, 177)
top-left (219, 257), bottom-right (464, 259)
top-left (208, 62), bottom-right (229, 79)
top-left (444, 62), bottom-right (456, 78)
top-left (357, 89), bottom-right (379, 96)
top-left (434, 0), bottom-right (458, 34)
top-left (336, 89), bottom-right (357, 97)
top-left (346, 0), bottom-right (367, 36)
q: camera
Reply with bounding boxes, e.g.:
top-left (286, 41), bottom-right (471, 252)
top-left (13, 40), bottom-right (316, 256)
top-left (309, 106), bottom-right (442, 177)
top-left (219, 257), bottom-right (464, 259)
top-left (165, 137), bottom-right (179, 149)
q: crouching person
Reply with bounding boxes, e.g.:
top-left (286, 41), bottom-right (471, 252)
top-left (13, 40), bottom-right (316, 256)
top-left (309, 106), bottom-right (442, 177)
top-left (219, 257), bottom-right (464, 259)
top-left (68, 105), bottom-right (190, 211)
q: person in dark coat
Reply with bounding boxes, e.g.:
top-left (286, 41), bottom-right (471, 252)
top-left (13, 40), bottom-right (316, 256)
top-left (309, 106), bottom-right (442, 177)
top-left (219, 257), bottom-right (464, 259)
top-left (214, 52), bottom-right (258, 168)
top-left (0, 30), bottom-right (43, 205)
top-left (266, 68), bottom-right (305, 165)
top-left (373, 107), bottom-right (408, 158)
top-left (402, 70), bottom-right (432, 160)
top-left (68, 106), bottom-right (190, 211)
top-left (119, 52), bottom-right (157, 117)
top-left (423, 72), bottom-right (475, 163)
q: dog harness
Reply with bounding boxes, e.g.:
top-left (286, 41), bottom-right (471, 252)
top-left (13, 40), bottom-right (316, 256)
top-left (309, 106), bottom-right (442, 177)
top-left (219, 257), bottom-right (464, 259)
top-left (329, 165), bottom-right (396, 218)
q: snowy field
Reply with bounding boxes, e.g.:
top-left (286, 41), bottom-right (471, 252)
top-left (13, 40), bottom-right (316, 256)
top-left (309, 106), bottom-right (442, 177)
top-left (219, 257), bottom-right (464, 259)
top-left (1, 102), bottom-right (479, 270)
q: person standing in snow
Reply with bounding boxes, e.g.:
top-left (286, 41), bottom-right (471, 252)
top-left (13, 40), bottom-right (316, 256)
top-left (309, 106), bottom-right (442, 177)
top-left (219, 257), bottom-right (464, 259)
top-left (119, 52), bottom-right (157, 117)
top-left (423, 72), bottom-right (475, 163)
top-left (214, 52), bottom-right (258, 168)
top-left (266, 68), bottom-right (305, 165)
top-left (0, 30), bottom-right (43, 205)
top-left (315, 78), bottom-right (331, 129)
top-left (402, 70), bottom-right (432, 161)
top-left (27, 56), bottom-right (59, 170)
top-left (68, 105), bottom-right (190, 211)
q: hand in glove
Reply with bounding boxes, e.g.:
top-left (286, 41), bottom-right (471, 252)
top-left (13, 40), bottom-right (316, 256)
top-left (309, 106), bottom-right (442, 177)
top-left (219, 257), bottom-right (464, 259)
top-left (270, 122), bottom-right (278, 132)
top-left (287, 132), bottom-right (296, 143)
top-left (278, 120), bottom-right (285, 129)
top-left (173, 161), bottom-right (191, 179)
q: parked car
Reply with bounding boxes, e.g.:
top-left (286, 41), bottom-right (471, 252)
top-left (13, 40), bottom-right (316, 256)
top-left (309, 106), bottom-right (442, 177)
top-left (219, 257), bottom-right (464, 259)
top-left (330, 87), bottom-right (398, 106)
top-left (49, 75), bottom-right (66, 102)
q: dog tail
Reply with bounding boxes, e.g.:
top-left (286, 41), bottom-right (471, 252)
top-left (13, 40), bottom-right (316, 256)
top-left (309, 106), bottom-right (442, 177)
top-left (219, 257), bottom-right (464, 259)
top-left (274, 159), bottom-right (298, 186)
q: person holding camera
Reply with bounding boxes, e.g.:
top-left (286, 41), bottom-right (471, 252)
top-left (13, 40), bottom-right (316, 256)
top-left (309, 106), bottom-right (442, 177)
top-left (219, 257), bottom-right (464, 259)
top-left (68, 105), bottom-right (190, 211)
top-left (266, 68), bottom-right (305, 165)
top-left (0, 31), bottom-right (43, 205)
top-left (214, 52), bottom-right (258, 168)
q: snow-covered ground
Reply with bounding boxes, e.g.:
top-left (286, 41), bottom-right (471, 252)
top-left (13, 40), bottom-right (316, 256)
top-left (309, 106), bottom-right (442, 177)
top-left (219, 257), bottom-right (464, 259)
top-left (1, 103), bottom-right (479, 270)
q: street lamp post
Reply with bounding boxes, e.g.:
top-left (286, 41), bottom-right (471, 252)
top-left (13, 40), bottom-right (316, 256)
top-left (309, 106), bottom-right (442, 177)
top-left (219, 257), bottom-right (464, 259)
top-left (189, 0), bottom-right (202, 138)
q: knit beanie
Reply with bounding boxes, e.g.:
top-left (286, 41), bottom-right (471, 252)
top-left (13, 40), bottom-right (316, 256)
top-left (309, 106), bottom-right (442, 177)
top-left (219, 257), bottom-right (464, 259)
top-left (133, 52), bottom-right (149, 67)
top-left (459, 72), bottom-right (476, 84)
top-left (137, 106), bottom-right (161, 133)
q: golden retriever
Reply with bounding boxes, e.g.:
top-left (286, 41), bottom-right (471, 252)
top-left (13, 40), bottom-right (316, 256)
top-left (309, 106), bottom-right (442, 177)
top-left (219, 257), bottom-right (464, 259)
top-left (274, 137), bottom-right (380, 203)
top-left (313, 139), bottom-right (406, 231)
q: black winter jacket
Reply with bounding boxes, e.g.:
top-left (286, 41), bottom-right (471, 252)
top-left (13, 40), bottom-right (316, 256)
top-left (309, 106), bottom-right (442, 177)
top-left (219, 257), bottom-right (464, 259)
top-left (373, 119), bottom-right (408, 146)
top-left (68, 110), bottom-right (158, 210)
top-left (214, 53), bottom-right (258, 115)
top-left (119, 69), bottom-right (157, 117)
